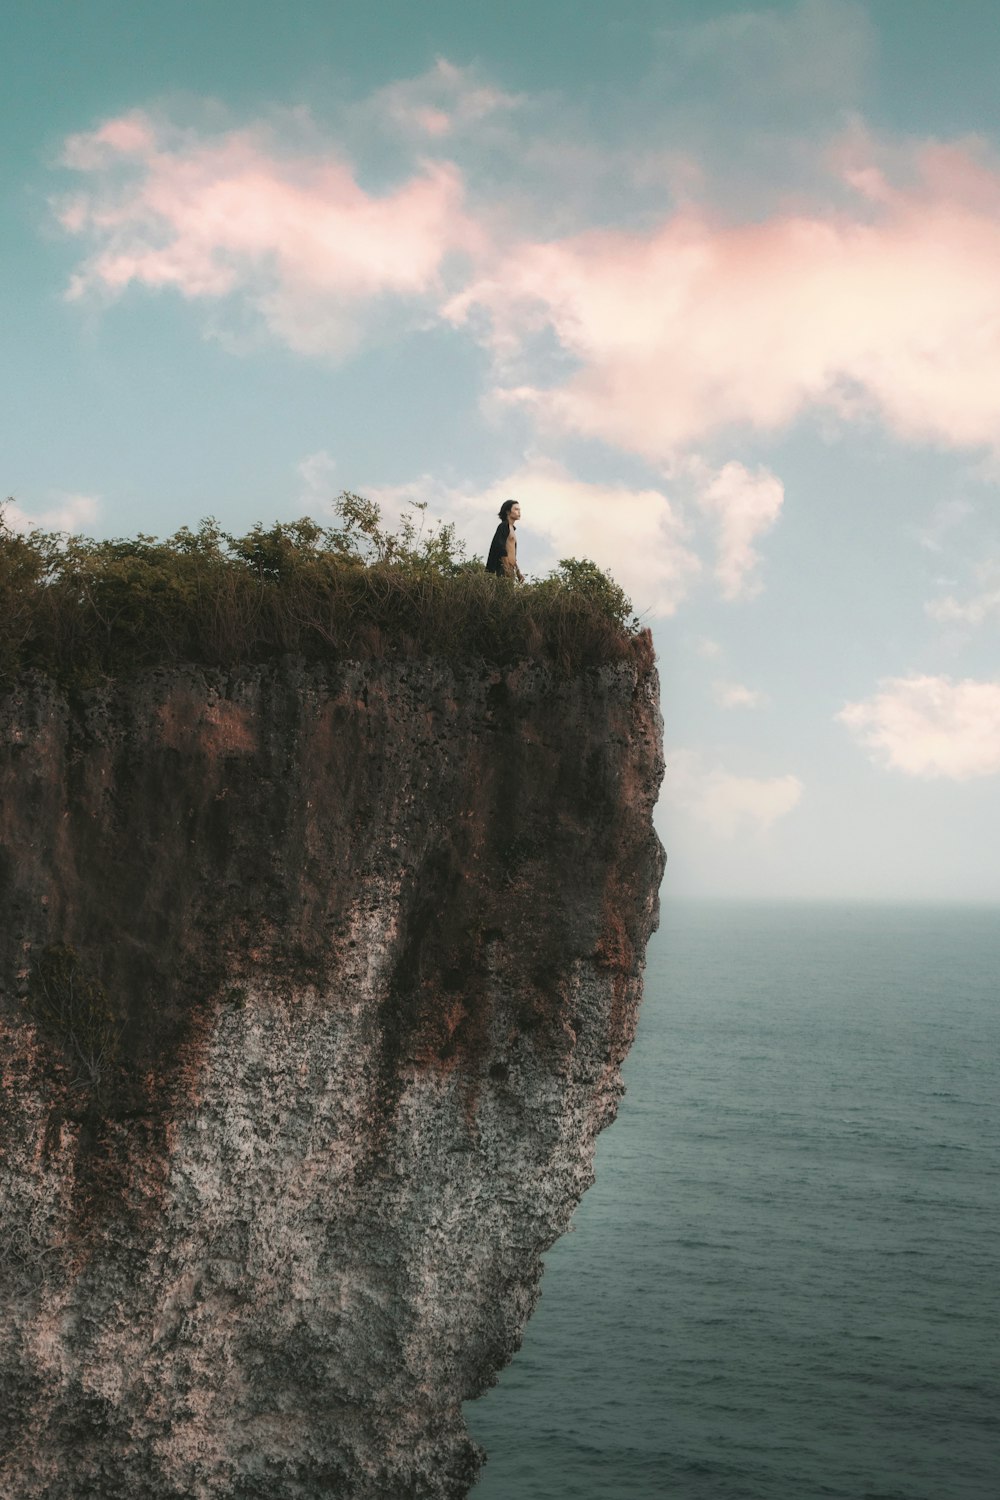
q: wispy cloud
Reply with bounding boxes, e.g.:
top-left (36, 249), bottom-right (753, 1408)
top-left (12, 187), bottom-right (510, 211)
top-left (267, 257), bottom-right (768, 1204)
top-left (925, 558), bottom-right (1000, 629)
top-left (663, 748), bottom-right (803, 837)
top-left (712, 680), bottom-right (767, 709)
top-left (838, 674), bottom-right (1000, 778)
top-left (297, 450), bottom-right (338, 508)
top-left (58, 109), bottom-right (478, 357)
top-left (692, 460), bottom-right (784, 600)
top-left (656, 0), bottom-right (874, 113)
top-left (915, 497), bottom-right (974, 554)
top-left (365, 57), bottom-right (522, 141)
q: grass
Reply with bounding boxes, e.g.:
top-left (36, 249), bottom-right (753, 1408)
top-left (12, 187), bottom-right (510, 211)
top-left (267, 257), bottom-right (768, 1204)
top-left (0, 493), bottom-right (651, 684)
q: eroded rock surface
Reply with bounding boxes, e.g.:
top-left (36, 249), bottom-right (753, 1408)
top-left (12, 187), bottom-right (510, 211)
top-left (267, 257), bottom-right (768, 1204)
top-left (0, 653), bottom-right (664, 1499)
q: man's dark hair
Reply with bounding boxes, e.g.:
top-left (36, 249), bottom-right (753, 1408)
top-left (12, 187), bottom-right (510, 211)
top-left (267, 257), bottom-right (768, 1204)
top-left (498, 498), bottom-right (516, 522)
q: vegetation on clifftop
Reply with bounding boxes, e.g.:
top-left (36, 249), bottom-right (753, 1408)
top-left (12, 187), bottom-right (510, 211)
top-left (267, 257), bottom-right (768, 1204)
top-left (0, 493), bottom-right (650, 683)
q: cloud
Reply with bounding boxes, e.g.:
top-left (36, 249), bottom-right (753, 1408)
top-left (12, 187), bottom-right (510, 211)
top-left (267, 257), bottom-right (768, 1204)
top-left (297, 450), bottom-right (338, 508)
top-left (58, 109), bottom-right (478, 357)
top-left (838, 674), bottom-right (1000, 778)
top-left (926, 588), bottom-right (1000, 628)
top-left (712, 680), bottom-right (766, 709)
top-left (693, 460), bottom-right (784, 599)
top-left (326, 471), bottom-right (450, 546)
top-left (366, 57), bottom-right (522, 140)
top-left (3, 493), bottom-right (99, 534)
top-left (367, 459), bottom-right (702, 617)
top-left (915, 497), bottom-right (974, 553)
top-left (359, 454), bottom-right (788, 613)
top-left (925, 558), bottom-right (1000, 628)
top-left (663, 749), bottom-right (803, 837)
top-left (54, 82), bottom-right (1000, 473)
top-left (658, 0), bottom-right (874, 111)
top-left (492, 460), bottom-right (702, 614)
top-left (447, 137), bottom-right (1000, 461)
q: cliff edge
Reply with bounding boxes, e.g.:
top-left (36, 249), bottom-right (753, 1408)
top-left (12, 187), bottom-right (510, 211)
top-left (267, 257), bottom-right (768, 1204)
top-left (0, 652), bottom-right (664, 1499)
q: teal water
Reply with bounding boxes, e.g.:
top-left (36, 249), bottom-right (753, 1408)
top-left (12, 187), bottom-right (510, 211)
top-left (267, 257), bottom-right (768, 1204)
top-left (466, 901), bottom-right (1000, 1499)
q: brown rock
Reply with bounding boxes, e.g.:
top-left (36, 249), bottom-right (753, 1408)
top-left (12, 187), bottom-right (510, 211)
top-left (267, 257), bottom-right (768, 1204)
top-left (0, 652), bottom-right (664, 1499)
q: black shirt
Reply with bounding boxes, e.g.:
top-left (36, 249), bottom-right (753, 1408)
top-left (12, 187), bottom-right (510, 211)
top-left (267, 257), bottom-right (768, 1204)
top-left (485, 521), bottom-right (510, 575)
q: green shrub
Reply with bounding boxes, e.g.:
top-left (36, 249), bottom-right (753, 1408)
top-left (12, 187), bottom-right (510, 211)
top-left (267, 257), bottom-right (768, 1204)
top-left (535, 558), bottom-right (635, 629)
top-left (0, 493), bottom-right (648, 682)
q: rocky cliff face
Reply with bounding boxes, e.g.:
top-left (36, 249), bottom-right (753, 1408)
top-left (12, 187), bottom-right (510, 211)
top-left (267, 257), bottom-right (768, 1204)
top-left (0, 652), bottom-right (664, 1499)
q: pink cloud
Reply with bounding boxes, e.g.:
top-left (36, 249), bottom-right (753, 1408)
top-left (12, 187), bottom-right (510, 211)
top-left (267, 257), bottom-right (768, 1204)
top-left (59, 111), bottom-right (478, 355)
top-left (412, 107), bottom-right (453, 138)
top-left (63, 111), bottom-right (158, 168)
top-left (57, 100), bottom-right (1000, 465)
top-left (446, 141), bottom-right (1000, 458)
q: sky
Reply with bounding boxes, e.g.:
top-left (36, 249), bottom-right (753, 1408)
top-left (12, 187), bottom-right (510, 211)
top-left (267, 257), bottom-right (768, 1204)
top-left (4, 0), bottom-right (1000, 902)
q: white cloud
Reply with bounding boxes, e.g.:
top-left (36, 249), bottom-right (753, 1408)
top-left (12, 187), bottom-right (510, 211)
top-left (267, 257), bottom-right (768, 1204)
top-left (712, 680), bottom-right (766, 709)
top-left (354, 456), bottom-right (786, 615)
top-left (915, 497), bottom-right (974, 553)
top-left (925, 559), bottom-right (1000, 628)
top-left (355, 473), bottom-right (466, 561)
top-left (367, 460), bottom-right (702, 617)
top-left (663, 749), bottom-right (803, 837)
top-left (490, 460), bottom-right (701, 615)
top-left (926, 588), bottom-right (1000, 628)
top-left (3, 493), bottom-right (99, 534)
top-left (692, 460), bottom-right (785, 600)
top-left (838, 674), bottom-right (1000, 778)
top-left (297, 450), bottom-right (338, 508)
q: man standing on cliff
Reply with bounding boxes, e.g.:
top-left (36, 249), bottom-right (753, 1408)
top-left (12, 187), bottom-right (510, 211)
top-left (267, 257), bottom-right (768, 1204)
top-left (485, 499), bottom-right (524, 581)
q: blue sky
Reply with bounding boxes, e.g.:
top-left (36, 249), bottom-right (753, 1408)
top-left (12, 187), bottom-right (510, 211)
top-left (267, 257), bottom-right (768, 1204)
top-left (5, 0), bottom-right (1000, 901)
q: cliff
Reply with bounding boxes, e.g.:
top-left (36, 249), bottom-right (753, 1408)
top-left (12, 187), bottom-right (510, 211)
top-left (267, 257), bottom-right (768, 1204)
top-left (0, 652), bottom-right (664, 1499)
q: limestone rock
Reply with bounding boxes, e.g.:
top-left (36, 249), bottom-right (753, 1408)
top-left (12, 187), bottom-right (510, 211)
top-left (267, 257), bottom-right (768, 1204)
top-left (0, 654), bottom-right (664, 1498)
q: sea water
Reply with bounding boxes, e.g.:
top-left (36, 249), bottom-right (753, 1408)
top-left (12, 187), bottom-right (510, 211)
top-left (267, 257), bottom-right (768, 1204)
top-left (465, 901), bottom-right (1000, 1499)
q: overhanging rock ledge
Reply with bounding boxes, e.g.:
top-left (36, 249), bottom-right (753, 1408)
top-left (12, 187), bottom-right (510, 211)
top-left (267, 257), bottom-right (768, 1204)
top-left (0, 651), bottom-right (665, 1499)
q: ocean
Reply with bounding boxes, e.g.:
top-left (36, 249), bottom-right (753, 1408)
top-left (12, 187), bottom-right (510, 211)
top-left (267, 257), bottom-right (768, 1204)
top-left (465, 900), bottom-right (1000, 1499)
